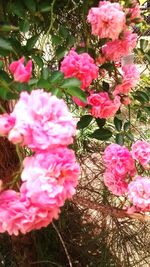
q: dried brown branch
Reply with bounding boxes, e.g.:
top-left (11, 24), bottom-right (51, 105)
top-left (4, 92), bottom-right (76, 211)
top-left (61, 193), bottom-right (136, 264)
top-left (73, 196), bottom-right (150, 222)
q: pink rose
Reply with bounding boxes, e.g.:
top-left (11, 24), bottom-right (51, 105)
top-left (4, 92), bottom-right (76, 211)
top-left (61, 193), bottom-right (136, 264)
top-left (9, 57), bottom-right (32, 83)
top-left (131, 140), bottom-right (150, 169)
top-left (128, 176), bottom-right (150, 211)
top-left (88, 1), bottom-right (126, 40)
top-left (102, 31), bottom-right (137, 61)
top-left (87, 92), bottom-right (121, 118)
top-left (60, 49), bottom-right (98, 90)
top-left (104, 172), bottom-right (128, 196)
top-left (8, 90), bottom-right (77, 150)
top-left (103, 144), bottom-right (136, 179)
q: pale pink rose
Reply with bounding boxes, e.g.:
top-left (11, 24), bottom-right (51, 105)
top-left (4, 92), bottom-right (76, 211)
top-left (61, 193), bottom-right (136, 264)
top-left (102, 31), bottom-right (137, 61)
top-left (87, 1), bottom-right (126, 40)
top-left (0, 113), bottom-right (15, 136)
top-left (8, 90), bottom-right (76, 150)
top-left (72, 96), bottom-right (87, 107)
top-left (9, 57), bottom-right (32, 83)
top-left (103, 144), bottom-right (136, 179)
top-left (131, 140), bottom-right (150, 169)
top-left (21, 148), bottom-right (80, 200)
top-left (87, 92), bottom-right (121, 118)
top-left (128, 176), bottom-right (150, 211)
top-left (104, 172), bottom-right (128, 196)
top-left (114, 64), bottom-right (139, 95)
top-left (60, 49), bottom-right (98, 89)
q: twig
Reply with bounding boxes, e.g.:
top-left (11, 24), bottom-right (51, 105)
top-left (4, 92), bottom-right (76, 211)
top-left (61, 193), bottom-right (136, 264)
top-left (30, 260), bottom-right (62, 266)
top-left (52, 222), bottom-right (73, 267)
top-left (73, 196), bottom-right (150, 222)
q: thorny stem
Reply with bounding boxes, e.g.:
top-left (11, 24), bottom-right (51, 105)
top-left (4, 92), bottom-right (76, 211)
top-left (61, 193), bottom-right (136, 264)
top-left (52, 222), bottom-right (73, 267)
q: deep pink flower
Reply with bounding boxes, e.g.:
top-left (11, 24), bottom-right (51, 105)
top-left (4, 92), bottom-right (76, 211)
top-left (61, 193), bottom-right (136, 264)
top-left (103, 144), bottom-right (136, 179)
top-left (0, 113), bottom-right (15, 136)
top-left (114, 64), bottom-right (140, 95)
top-left (87, 92), bottom-right (121, 118)
top-left (60, 49), bottom-right (98, 89)
top-left (8, 90), bottom-right (76, 150)
top-left (104, 172), bottom-right (128, 196)
top-left (131, 140), bottom-right (150, 169)
top-left (102, 31), bottom-right (137, 61)
top-left (128, 176), bottom-right (150, 211)
top-left (9, 57), bottom-right (32, 83)
top-left (88, 1), bottom-right (126, 40)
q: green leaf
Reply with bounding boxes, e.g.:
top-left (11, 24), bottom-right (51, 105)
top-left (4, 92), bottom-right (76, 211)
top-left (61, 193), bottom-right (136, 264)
top-left (66, 87), bottom-right (87, 103)
top-left (19, 20), bottom-right (30, 33)
top-left (26, 35), bottom-right (39, 51)
top-left (49, 71), bottom-right (64, 84)
top-left (90, 128), bottom-right (112, 140)
top-left (116, 133), bottom-right (124, 145)
top-left (124, 121), bottom-right (130, 131)
top-left (144, 107), bottom-right (150, 116)
top-left (0, 61), bottom-right (3, 70)
top-left (24, 0), bottom-right (36, 12)
top-left (96, 118), bottom-right (106, 128)
top-left (0, 24), bottom-right (18, 32)
top-left (10, 1), bottom-right (26, 17)
top-left (114, 117), bottom-right (122, 131)
top-left (0, 38), bottom-right (13, 51)
top-left (134, 90), bottom-right (149, 103)
top-left (41, 68), bottom-right (49, 80)
top-left (0, 70), bottom-right (11, 83)
top-left (60, 77), bottom-right (81, 89)
top-left (126, 132), bottom-right (134, 141)
top-left (52, 35), bottom-right (62, 46)
top-left (56, 46), bottom-right (67, 60)
top-left (77, 115), bottom-right (93, 129)
top-left (39, 2), bottom-right (51, 12)
top-left (59, 26), bottom-right (69, 38)
top-left (32, 55), bottom-right (43, 68)
top-left (37, 78), bottom-right (50, 89)
top-left (66, 35), bottom-right (75, 47)
top-left (145, 54), bottom-right (150, 63)
top-left (0, 87), bottom-right (9, 100)
top-left (140, 39), bottom-right (148, 52)
top-left (102, 81), bottom-right (109, 92)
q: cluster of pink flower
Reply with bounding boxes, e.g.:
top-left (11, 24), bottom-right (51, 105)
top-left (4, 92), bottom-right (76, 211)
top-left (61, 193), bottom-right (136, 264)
top-left (60, 1), bottom-right (141, 119)
top-left (88, 1), bottom-right (140, 62)
top-left (103, 141), bottom-right (150, 211)
top-left (0, 89), bottom-right (80, 235)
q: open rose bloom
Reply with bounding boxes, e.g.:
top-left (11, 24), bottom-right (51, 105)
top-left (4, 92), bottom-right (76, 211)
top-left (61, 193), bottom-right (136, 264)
top-left (88, 1), bottom-right (126, 40)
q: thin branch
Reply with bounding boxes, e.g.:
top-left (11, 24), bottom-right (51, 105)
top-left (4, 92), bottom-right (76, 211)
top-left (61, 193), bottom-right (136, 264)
top-left (30, 260), bottom-right (62, 266)
top-left (52, 222), bottom-right (73, 267)
top-left (73, 196), bottom-right (150, 222)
